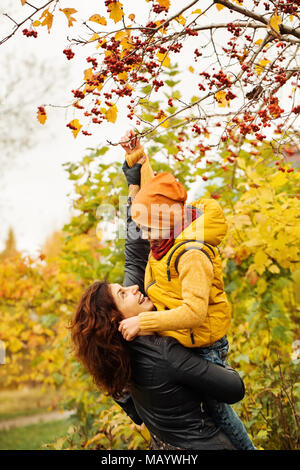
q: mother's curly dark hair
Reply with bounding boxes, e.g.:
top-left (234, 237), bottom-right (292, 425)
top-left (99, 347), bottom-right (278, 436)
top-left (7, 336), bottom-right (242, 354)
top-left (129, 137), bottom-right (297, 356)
top-left (69, 280), bottom-right (131, 399)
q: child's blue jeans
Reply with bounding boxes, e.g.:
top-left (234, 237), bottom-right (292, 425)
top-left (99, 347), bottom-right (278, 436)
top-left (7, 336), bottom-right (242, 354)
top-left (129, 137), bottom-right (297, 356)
top-left (194, 336), bottom-right (255, 450)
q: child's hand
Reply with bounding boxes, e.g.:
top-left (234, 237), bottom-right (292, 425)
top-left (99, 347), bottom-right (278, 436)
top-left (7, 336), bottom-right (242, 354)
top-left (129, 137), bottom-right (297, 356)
top-left (118, 316), bottom-right (141, 341)
top-left (120, 130), bottom-right (142, 154)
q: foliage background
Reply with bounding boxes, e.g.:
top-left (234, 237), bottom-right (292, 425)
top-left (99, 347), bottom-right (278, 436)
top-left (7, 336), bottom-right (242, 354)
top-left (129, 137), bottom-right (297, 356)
top-left (0, 0), bottom-right (299, 451)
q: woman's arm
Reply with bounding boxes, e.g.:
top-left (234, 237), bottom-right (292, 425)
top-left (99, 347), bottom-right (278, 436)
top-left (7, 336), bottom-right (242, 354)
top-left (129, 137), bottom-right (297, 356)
top-left (165, 339), bottom-right (245, 404)
top-left (121, 130), bottom-right (150, 294)
top-left (123, 185), bottom-right (150, 295)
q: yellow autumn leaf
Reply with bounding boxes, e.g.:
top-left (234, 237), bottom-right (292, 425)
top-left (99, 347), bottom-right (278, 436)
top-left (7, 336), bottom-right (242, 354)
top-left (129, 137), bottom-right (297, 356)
top-left (84, 68), bottom-right (93, 82)
top-left (40, 9), bottom-right (53, 33)
top-left (216, 4), bottom-right (225, 11)
top-left (20, 0), bottom-right (26, 5)
top-left (157, 0), bottom-right (170, 8)
top-left (157, 111), bottom-right (169, 128)
top-left (189, 66), bottom-right (194, 73)
top-left (156, 51), bottom-right (170, 67)
top-left (117, 71), bottom-right (128, 81)
top-left (115, 31), bottom-right (127, 41)
top-left (108, 1), bottom-right (124, 23)
top-left (105, 104), bottom-right (118, 123)
top-left (268, 264), bottom-right (280, 274)
top-left (254, 250), bottom-right (269, 270)
top-left (68, 119), bottom-right (82, 138)
top-left (96, 38), bottom-right (106, 49)
top-left (32, 20), bottom-right (41, 27)
top-left (89, 14), bottom-right (107, 25)
top-left (128, 13), bottom-right (135, 21)
top-left (192, 9), bottom-right (202, 14)
top-left (9, 337), bottom-right (23, 353)
top-left (255, 38), bottom-right (263, 45)
top-left (89, 33), bottom-right (100, 42)
top-left (37, 107), bottom-right (47, 125)
top-left (60, 8), bottom-right (77, 27)
top-left (175, 14), bottom-right (186, 26)
top-left (255, 59), bottom-right (270, 76)
top-left (215, 90), bottom-right (228, 108)
top-left (268, 14), bottom-right (282, 34)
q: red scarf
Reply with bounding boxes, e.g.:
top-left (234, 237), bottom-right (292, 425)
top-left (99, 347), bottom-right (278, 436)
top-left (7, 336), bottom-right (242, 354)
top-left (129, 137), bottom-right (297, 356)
top-left (150, 206), bottom-right (201, 260)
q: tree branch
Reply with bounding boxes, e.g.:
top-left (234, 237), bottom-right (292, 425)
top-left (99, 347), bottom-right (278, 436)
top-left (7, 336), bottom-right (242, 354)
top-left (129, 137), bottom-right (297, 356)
top-left (214, 0), bottom-right (300, 40)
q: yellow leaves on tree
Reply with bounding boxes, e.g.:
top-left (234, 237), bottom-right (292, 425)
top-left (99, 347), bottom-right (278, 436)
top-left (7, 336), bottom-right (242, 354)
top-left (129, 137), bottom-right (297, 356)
top-left (215, 90), bottom-right (230, 107)
top-left (68, 119), bottom-right (82, 138)
top-left (107, 1), bottom-right (124, 23)
top-left (157, 0), bottom-right (170, 9)
top-left (228, 159), bottom-right (300, 276)
top-left (60, 8), bottom-right (78, 27)
top-left (39, 9), bottom-right (54, 33)
top-left (268, 14), bottom-right (282, 35)
top-left (156, 51), bottom-right (170, 67)
top-left (115, 30), bottom-right (132, 53)
top-left (37, 106), bottom-right (47, 125)
top-left (89, 14), bottom-right (107, 25)
top-left (105, 104), bottom-right (118, 123)
top-left (175, 14), bottom-right (186, 26)
top-left (255, 59), bottom-right (270, 76)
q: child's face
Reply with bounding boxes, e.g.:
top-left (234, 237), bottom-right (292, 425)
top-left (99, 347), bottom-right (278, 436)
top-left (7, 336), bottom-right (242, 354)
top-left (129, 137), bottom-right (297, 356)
top-left (109, 283), bottom-right (154, 318)
top-left (140, 225), bottom-right (172, 241)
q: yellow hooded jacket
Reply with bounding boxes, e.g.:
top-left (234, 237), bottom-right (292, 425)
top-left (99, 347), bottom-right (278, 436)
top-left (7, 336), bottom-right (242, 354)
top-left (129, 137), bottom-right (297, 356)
top-left (137, 198), bottom-right (231, 348)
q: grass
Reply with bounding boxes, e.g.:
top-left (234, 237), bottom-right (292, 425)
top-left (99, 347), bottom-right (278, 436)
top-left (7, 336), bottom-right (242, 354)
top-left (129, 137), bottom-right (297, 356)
top-left (0, 386), bottom-right (64, 422)
top-left (0, 417), bottom-right (75, 450)
top-left (0, 385), bottom-right (75, 450)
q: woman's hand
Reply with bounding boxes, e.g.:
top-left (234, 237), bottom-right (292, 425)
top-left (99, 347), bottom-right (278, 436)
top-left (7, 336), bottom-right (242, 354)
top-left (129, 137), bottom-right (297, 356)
top-left (120, 129), bottom-right (142, 155)
top-left (118, 316), bottom-right (141, 341)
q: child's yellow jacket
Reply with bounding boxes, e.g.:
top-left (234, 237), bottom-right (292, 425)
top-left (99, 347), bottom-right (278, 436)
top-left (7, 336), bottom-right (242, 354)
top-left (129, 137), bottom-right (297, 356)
top-left (138, 198), bottom-right (231, 348)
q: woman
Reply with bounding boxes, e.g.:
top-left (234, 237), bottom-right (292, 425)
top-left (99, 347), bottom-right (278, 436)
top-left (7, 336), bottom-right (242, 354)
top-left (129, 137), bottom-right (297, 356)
top-left (69, 132), bottom-right (246, 450)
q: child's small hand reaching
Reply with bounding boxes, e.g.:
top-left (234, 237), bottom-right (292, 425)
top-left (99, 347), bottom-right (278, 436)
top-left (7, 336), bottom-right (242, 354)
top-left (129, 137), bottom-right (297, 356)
top-left (120, 130), bottom-right (142, 157)
top-left (118, 316), bottom-right (141, 341)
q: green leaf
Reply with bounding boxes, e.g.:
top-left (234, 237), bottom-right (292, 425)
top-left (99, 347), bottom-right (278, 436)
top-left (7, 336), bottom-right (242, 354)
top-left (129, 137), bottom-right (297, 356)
top-left (165, 79), bottom-right (180, 88)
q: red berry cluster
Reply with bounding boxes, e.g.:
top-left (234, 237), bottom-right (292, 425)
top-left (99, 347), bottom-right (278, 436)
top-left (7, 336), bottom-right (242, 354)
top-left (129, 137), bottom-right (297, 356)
top-left (63, 48), bottom-right (75, 60)
top-left (194, 48), bottom-right (202, 60)
top-left (292, 105), bottom-right (300, 114)
top-left (38, 106), bottom-right (46, 115)
top-left (86, 56), bottom-right (98, 69)
top-left (226, 23), bottom-right (242, 38)
top-left (82, 131), bottom-right (92, 136)
top-left (152, 79), bottom-right (164, 92)
top-left (170, 42), bottom-right (183, 53)
top-left (184, 27), bottom-right (198, 36)
top-left (66, 123), bottom-right (78, 131)
top-left (22, 28), bottom-right (37, 38)
top-left (153, 4), bottom-right (168, 14)
top-left (72, 89), bottom-right (85, 99)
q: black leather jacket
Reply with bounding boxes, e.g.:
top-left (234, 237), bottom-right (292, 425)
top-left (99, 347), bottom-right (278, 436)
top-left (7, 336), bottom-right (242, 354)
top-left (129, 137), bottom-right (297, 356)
top-left (117, 202), bottom-right (244, 450)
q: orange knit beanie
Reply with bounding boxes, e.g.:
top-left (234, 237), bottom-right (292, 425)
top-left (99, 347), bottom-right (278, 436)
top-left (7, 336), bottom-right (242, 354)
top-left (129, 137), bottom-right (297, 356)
top-left (131, 172), bottom-right (187, 229)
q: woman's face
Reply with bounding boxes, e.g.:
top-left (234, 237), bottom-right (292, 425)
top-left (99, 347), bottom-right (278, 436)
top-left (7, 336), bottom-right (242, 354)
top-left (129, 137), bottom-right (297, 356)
top-left (109, 283), bottom-right (154, 318)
